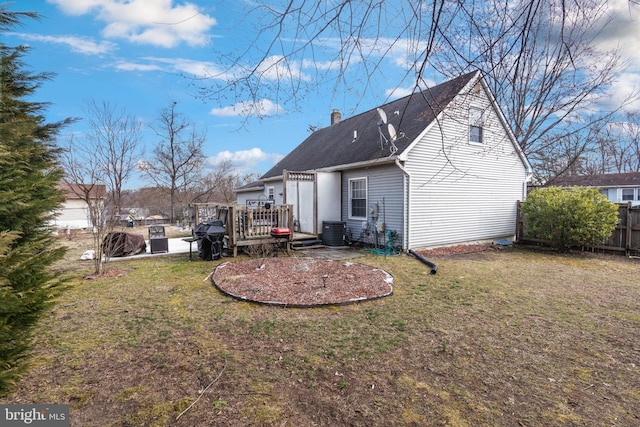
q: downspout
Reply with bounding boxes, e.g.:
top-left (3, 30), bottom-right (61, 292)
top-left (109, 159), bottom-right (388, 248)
top-left (391, 160), bottom-right (439, 274)
top-left (395, 158), bottom-right (411, 250)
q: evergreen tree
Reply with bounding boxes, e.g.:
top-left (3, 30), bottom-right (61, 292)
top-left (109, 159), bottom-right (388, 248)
top-left (0, 7), bottom-right (72, 397)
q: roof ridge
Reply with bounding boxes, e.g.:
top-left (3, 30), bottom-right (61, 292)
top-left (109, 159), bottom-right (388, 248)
top-left (321, 70), bottom-right (481, 131)
top-left (258, 71), bottom-right (482, 180)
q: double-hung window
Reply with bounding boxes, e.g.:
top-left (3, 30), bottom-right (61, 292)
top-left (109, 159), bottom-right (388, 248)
top-left (622, 189), bottom-right (635, 201)
top-left (349, 178), bottom-right (367, 219)
top-left (621, 188), bottom-right (640, 202)
top-left (469, 107), bottom-right (484, 144)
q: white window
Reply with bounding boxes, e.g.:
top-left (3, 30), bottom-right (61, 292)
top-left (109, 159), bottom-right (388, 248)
top-left (349, 178), bottom-right (367, 219)
top-left (622, 189), bottom-right (634, 201)
top-left (267, 186), bottom-right (275, 200)
top-left (469, 107), bottom-right (484, 144)
top-left (621, 188), bottom-right (640, 202)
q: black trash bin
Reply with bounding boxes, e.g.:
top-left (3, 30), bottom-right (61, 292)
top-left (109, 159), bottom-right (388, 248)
top-left (194, 220), bottom-right (226, 260)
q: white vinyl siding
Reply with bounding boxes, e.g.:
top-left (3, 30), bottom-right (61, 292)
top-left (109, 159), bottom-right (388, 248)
top-left (404, 92), bottom-right (527, 249)
top-left (52, 199), bottom-right (94, 229)
top-left (236, 182), bottom-right (284, 206)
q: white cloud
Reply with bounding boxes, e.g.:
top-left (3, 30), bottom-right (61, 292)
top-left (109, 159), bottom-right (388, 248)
top-left (144, 57), bottom-right (225, 78)
top-left (207, 148), bottom-right (283, 174)
top-left (590, 0), bottom-right (640, 113)
top-left (111, 57), bottom-right (226, 79)
top-left (48, 0), bottom-right (103, 15)
top-left (385, 86), bottom-right (413, 99)
top-left (593, 0), bottom-right (640, 63)
top-left (301, 58), bottom-right (340, 71)
top-left (113, 61), bottom-right (162, 72)
top-left (602, 71), bottom-right (640, 112)
top-left (255, 55), bottom-right (311, 82)
top-left (49, 0), bottom-right (216, 48)
top-left (210, 99), bottom-right (284, 117)
top-left (14, 32), bottom-right (116, 55)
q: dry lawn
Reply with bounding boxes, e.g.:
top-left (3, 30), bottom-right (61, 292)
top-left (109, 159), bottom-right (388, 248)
top-left (2, 235), bottom-right (639, 426)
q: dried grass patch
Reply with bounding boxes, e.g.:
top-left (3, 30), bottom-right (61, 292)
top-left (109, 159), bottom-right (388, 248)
top-left (2, 242), bottom-right (639, 426)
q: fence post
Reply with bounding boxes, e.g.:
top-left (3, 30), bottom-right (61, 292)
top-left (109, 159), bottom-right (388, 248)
top-left (625, 202), bottom-right (632, 257)
top-left (228, 205), bottom-right (237, 251)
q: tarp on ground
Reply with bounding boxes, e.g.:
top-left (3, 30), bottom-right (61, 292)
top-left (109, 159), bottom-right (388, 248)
top-left (102, 232), bottom-right (147, 257)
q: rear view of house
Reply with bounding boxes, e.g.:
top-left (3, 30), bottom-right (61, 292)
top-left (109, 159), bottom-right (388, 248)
top-left (237, 71), bottom-right (532, 250)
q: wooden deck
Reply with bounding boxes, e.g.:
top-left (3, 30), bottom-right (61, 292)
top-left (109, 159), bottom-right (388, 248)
top-left (189, 203), bottom-right (317, 256)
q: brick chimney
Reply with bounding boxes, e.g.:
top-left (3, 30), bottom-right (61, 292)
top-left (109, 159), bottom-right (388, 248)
top-left (331, 109), bottom-right (341, 125)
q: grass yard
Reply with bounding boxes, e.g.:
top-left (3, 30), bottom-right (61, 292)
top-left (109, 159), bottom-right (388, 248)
top-left (2, 237), bottom-right (639, 426)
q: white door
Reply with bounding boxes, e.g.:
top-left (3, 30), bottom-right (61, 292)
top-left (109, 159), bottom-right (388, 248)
top-left (284, 171), bottom-right (316, 234)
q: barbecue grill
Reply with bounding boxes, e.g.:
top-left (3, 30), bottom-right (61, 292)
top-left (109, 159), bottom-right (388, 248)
top-left (194, 220), bottom-right (226, 260)
top-left (271, 227), bottom-right (291, 255)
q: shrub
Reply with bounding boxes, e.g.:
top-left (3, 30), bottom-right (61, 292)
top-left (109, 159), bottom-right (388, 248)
top-left (521, 186), bottom-right (619, 252)
top-left (0, 8), bottom-right (69, 396)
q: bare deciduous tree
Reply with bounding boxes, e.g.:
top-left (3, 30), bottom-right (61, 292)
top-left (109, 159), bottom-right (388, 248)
top-left (202, 0), bottom-right (639, 182)
top-left (59, 136), bottom-right (110, 274)
top-left (137, 102), bottom-right (206, 223)
top-left (433, 0), bottom-right (637, 181)
top-left (58, 102), bottom-right (143, 274)
top-left (84, 100), bottom-right (143, 212)
top-left (582, 112), bottom-right (640, 174)
top-left (190, 159), bottom-right (260, 204)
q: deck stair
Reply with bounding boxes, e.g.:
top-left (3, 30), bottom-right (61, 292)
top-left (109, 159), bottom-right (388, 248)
top-left (291, 238), bottom-right (323, 250)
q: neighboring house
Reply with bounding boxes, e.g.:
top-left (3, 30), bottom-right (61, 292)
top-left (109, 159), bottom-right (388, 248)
top-left (236, 71), bottom-right (532, 249)
top-left (115, 208), bottom-right (149, 226)
top-left (549, 172), bottom-right (640, 206)
top-left (53, 183), bottom-right (106, 229)
top-left (144, 214), bottom-right (170, 225)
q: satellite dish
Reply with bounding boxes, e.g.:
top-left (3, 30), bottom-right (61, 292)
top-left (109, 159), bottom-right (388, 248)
top-left (377, 108), bottom-right (387, 124)
top-left (388, 123), bottom-right (397, 142)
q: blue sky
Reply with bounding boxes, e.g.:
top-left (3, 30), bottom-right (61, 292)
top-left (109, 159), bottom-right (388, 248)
top-left (7, 1), bottom-right (640, 189)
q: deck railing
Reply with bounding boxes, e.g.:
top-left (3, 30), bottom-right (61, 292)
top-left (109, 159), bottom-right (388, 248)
top-left (228, 204), bottom-right (293, 246)
top-left (187, 202), bottom-right (294, 256)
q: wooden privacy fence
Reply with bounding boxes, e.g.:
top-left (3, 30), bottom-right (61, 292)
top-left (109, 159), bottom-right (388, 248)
top-left (516, 201), bottom-right (640, 256)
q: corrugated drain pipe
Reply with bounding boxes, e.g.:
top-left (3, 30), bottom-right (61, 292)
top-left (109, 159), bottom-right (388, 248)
top-left (408, 249), bottom-right (438, 275)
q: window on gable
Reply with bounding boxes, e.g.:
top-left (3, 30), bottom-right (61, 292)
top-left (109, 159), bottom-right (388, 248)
top-left (469, 107), bottom-right (484, 144)
top-left (349, 178), bottom-right (367, 219)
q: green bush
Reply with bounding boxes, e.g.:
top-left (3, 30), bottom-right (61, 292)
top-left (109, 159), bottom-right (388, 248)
top-left (521, 186), bottom-right (619, 252)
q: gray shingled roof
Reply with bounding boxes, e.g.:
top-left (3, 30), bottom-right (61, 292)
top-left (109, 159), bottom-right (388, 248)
top-left (549, 172), bottom-right (640, 188)
top-left (260, 71), bottom-right (480, 180)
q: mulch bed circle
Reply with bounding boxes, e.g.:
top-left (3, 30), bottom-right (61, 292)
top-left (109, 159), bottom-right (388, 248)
top-left (211, 257), bottom-right (394, 307)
